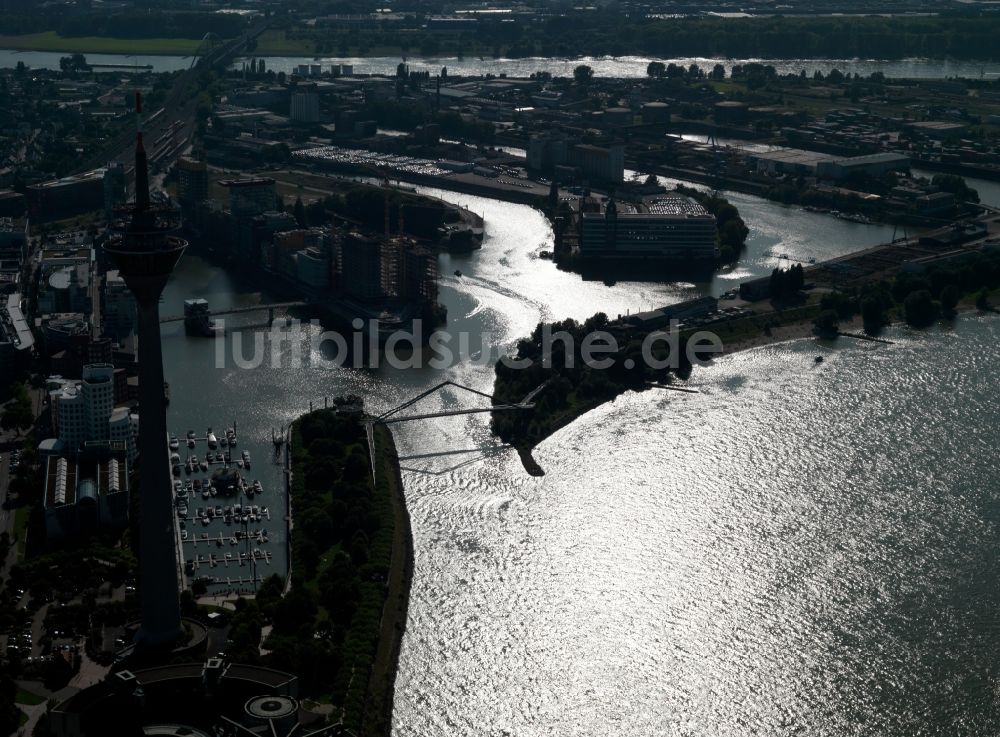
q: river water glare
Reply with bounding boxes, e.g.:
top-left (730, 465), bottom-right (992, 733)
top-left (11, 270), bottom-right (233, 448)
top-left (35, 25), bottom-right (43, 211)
top-left (158, 184), bottom-right (1000, 735)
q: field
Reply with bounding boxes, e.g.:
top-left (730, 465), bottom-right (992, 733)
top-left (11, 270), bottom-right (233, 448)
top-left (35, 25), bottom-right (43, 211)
top-left (15, 688), bottom-right (45, 706)
top-left (0, 31), bottom-right (202, 55)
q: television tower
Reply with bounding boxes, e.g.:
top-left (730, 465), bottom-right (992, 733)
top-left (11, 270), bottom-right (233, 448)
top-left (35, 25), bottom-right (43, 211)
top-left (105, 92), bottom-right (186, 649)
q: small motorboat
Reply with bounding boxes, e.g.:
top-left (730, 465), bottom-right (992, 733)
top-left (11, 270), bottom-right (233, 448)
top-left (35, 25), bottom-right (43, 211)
top-left (169, 435), bottom-right (180, 451)
top-left (207, 429), bottom-right (217, 449)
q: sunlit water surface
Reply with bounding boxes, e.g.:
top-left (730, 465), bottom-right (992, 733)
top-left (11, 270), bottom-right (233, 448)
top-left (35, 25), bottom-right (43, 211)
top-left (158, 185), bottom-right (1000, 735)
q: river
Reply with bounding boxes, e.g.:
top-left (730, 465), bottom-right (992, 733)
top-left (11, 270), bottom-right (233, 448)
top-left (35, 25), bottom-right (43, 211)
top-left (157, 182), bottom-right (1000, 734)
top-left (3, 48), bottom-right (1000, 80)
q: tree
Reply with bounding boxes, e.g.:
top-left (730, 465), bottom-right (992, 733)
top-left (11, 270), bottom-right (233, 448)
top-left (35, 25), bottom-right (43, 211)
top-left (292, 196), bottom-right (307, 228)
top-left (931, 174), bottom-right (979, 204)
top-left (711, 63), bottom-right (726, 80)
top-left (573, 65), bottom-right (593, 84)
top-left (1, 383), bottom-right (33, 434)
top-left (646, 61), bottom-right (666, 78)
top-left (813, 310), bottom-right (840, 336)
top-left (860, 295), bottom-right (888, 332)
top-left (0, 672), bottom-right (21, 737)
top-left (903, 289), bottom-right (938, 327)
top-left (644, 174), bottom-right (660, 188)
top-left (975, 288), bottom-right (992, 311)
top-left (939, 284), bottom-right (960, 316)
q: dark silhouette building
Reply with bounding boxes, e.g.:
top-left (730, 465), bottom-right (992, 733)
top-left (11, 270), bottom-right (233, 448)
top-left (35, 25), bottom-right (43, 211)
top-left (104, 93), bottom-right (186, 649)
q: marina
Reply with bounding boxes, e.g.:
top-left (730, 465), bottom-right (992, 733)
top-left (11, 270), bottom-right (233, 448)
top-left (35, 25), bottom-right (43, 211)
top-left (166, 418), bottom-right (287, 596)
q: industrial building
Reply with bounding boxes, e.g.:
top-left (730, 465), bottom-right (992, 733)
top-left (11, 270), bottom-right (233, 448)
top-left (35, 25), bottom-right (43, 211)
top-left (527, 135), bottom-right (625, 183)
top-left (580, 195), bottom-right (718, 262)
top-left (816, 152), bottom-right (911, 181)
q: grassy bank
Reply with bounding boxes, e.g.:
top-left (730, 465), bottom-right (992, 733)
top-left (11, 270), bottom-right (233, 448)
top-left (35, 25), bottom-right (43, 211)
top-left (0, 31), bottom-right (202, 55)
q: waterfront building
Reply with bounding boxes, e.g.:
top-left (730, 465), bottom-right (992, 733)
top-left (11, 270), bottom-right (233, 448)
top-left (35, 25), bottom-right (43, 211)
top-left (580, 195), bottom-right (717, 262)
top-left (103, 92), bottom-right (186, 649)
top-left (340, 231), bottom-right (384, 302)
top-left (296, 246), bottom-right (332, 288)
top-left (402, 246), bottom-right (439, 301)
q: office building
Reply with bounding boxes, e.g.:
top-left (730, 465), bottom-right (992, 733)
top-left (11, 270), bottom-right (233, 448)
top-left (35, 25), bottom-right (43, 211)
top-left (43, 454), bottom-right (130, 541)
top-left (48, 364), bottom-right (135, 460)
top-left (176, 157), bottom-right (209, 210)
top-left (27, 168), bottom-right (106, 222)
top-left (0, 217), bottom-right (28, 274)
top-left (220, 177), bottom-right (277, 218)
top-left (580, 195), bottom-right (717, 262)
top-left (102, 270), bottom-right (137, 341)
top-left (104, 163), bottom-right (127, 221)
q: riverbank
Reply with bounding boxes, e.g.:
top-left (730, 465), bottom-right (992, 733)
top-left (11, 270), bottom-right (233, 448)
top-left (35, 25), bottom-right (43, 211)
top-left (362, 424), bottom-right (413, 736)
top-left (0, 32), bottom-right (201, 55)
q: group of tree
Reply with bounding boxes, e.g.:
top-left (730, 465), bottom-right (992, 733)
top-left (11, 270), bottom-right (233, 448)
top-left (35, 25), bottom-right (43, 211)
top-left (676, 185), bottom-right (749, 263)
top-left (769, 264), bottom-right (805, 301)
top-left (809, 247), bottom-right (1000, 335)
top-left (0, 382), bottom-right (34, 435)
top-left (931, 174), bottom-right (980, 204)
top-left (492, 313), bottom-right (697, 448)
